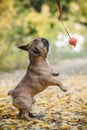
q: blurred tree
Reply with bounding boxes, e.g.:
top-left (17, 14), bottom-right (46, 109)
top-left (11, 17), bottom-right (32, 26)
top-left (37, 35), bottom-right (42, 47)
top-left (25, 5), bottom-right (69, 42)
top-left (0, 0), bottom-right (87, 71)
top-left (30, 0), bottom-right (43, 12)
top-left (70, 0), bottom-right (87, 24)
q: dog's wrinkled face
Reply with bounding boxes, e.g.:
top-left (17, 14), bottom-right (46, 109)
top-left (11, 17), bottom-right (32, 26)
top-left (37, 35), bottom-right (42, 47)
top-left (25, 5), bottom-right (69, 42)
top-left (18, 38), bottom-right (49, 58)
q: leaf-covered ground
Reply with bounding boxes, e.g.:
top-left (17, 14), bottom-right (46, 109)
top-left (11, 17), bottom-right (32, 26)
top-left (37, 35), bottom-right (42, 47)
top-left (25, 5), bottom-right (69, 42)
top-left (0, 59), bottom-right (87, 130)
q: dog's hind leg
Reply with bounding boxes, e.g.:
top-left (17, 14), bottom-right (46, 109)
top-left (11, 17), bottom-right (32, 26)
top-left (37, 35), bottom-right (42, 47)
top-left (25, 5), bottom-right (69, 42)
top-left (12, 94), bottom-right (33, 120)
top-left (28, 97), bottom-right (36, 118)
top-left (21, 111), bottom-right (32, 120)
top-left (17, 109), bottom-right (23, 118)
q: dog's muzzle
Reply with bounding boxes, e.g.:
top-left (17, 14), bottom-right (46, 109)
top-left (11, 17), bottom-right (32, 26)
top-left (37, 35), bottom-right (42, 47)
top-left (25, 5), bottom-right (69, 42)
top-left (41, 38), bottom-right (49, 52)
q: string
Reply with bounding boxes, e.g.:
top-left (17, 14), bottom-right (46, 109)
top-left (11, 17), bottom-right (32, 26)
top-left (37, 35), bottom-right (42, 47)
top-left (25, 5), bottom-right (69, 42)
top-left (56, 0), bottom-right (71, 38)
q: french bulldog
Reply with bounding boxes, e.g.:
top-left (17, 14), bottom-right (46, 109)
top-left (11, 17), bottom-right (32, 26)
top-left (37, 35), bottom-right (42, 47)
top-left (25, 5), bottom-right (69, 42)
top-left (8, 38), bottom-right (67, 120)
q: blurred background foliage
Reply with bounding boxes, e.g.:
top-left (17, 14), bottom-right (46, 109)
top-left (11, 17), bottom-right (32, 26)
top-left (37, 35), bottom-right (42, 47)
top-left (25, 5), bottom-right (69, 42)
top-left (0, 0), bottom-right (87, 71)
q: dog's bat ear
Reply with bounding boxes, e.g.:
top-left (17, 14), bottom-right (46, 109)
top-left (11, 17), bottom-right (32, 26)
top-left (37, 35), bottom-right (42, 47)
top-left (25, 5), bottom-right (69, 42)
top-left (18, 44), bottom-right (28, 51)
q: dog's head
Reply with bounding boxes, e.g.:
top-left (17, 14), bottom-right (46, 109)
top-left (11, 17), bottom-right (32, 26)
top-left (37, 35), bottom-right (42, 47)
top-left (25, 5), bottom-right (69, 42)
top-left (18, 38), bottom-right (49, 59)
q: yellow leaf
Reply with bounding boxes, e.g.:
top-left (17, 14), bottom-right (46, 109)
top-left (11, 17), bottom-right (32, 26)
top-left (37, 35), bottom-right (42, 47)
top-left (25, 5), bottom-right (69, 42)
top-left (39, 122), bottom-right (50, 128)
top-left (1, 125), bottom-right (15, 130)
top-left (60, 123), bottom-right (71, 130)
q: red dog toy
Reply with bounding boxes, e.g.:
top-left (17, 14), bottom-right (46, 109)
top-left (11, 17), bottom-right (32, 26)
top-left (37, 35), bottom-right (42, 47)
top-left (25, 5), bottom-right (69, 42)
top-left (56, 0), bottom-right (77, 47)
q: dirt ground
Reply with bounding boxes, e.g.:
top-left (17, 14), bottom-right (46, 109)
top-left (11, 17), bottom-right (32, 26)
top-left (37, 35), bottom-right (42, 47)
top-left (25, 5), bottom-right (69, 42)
top-left (0, 58), bottom-right (87, 130)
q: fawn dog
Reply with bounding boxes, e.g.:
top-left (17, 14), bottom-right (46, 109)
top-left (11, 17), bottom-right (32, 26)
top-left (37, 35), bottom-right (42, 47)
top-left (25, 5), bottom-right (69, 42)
top-left (8, 38), bottom-right (67, 120)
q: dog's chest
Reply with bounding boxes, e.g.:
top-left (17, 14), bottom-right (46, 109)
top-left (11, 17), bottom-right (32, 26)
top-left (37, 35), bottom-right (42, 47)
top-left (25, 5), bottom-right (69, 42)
top-left (28, 66), bottom-right (51, 85)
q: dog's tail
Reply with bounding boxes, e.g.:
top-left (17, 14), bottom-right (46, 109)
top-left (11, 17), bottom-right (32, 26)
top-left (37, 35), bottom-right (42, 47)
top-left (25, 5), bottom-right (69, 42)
top-left (8, 89), bottom-right (14, 96)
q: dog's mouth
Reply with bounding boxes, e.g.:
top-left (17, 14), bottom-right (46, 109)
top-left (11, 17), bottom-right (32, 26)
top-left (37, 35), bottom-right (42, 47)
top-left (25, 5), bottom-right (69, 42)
top-left (33, 47), bottom-right (40, 54)
top-left (30, 47), bottom-right (41, 56)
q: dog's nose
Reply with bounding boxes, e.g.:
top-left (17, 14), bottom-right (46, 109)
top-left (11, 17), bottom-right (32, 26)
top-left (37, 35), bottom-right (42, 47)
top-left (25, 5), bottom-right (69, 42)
top-left (41, 38), bottom-right (49, 51)
top-left (41, 38), bottom-right (48, 44)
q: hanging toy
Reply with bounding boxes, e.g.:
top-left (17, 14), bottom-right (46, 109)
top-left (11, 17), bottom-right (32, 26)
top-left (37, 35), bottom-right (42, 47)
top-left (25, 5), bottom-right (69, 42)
top-left (56, 0), bottom-right (77, 47)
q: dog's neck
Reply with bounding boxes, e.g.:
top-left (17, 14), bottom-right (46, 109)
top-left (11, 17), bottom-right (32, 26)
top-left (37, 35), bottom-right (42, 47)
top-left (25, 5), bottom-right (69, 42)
top-left (29, 56), bottom-right (46, 65)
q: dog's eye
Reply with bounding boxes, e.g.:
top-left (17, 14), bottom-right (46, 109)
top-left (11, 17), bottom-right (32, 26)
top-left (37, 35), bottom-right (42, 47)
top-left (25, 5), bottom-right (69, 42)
top-left (34, 39), bottom-right (38, 42)
top-left (32, 47), bottom-right (40, 55)
top-left (34, 47), bottom-right (40, 53)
